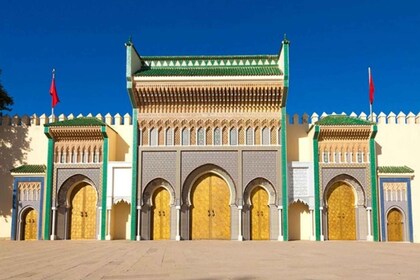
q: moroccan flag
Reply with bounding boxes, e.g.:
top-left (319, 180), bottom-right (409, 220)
top-left (50, 70), bottom-right (60, 108)
top-left (369, 67), bottom-right (374, 105)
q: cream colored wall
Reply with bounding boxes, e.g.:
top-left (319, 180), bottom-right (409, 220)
top-left (0, 114), bottom-right (132, 239)
top-left (111, 201), bottom-right (131, 240)
top-left (287, 121), bottom-right (313, 162)
top-left (0, 117), bottom-right (48, 239)
top-left (110, 124), bottom-right (133, 162)
top-left (288, 201), bottom-right (312, 240)
top-left (375, 120), bottom-right (420, 242)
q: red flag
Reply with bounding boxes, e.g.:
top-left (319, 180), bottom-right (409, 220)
top-left (50, 70), bottom-right (60, 108)
top-left (369, 67), bottom-right (374, 105)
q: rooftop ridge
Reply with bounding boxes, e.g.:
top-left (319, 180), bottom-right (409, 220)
top-left (286, 112), bottom-right (420, 125)
top-left (2, 112), bottom-right (420, 127)
top-left (0, 113), bottom-right (132, 127)
top-left (141, 54), bottom-right (278, 60)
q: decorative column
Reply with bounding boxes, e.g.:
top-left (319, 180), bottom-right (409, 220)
top-left (238, 205), bottom-right (243, 241)
top-left (366, 207), bottom-right (373, 241)
top-left (106, 208), bottom-right (112, 240)
top-left (136, 205), bottom-right (141, 241)
top-left (319, 207), bottom-right (324, 241)
top-left (50, 206), bottom-right (57, 240)
top-left (176, 203), bottom-right (181, 241)
top-left (278, 205), bottom-right (283, 241)
top-left (310, 209), bottom-right (316, 241)
top-left (64, 205), bottom-right (70, 240)
top-left (97, 206), bottom-right (102, 240)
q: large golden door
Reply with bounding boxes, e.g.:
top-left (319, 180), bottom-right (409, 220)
top-left (191, 174), bottom-right (230, 240)
top-left (152, 187), bottom-right (170, 240)
top-left (387, 209), bottom-right (403, 241)
top-left (250, 187), bottom-right (270, 240)
top-left (23, 209), bottom-right (37, 240)
top-left (70, 184), bottom-right (97, 239)
top-left (327, 183), bottom-right (356, 240)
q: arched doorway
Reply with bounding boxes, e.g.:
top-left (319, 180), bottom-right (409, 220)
top-left (111, 201), bottom-right (130, 240)
top-left (387, 208), bottom-right (403, 241)
top-left (250, 186), bottom-right (269, 240)
top-left (151, 187), bottom-right (170, 240)
top-left (191, 173), bottom-right (230, 239)
top-left (70, 183), bottom-right (97, 239)
top-left (22, 208), bottom-right (37, 240)
top-left (327, 182), bottom-right (356, 240)
top-left (288, 201), bottom-right (311, 240)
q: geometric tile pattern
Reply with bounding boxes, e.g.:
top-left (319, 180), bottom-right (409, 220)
top-left (320, 165), bottom-right (370, 205)
top-left (141, 151), bottom-right (177, 191)
top-left (181, 151), bottom-right (238, 189)
top-left (243, 151), bottom-right (279, 196)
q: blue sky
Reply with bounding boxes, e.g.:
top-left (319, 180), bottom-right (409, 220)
top-left (1, 0), bottom-right (419, 118)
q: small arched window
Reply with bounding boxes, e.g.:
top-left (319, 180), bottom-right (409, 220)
top-left (182, 128), bottom-right (190, 146)
top-left (197, 128), bottom-right (205, 145)
top-left (246, 127), bottom-right (253, 145)
top-left (150, 128), bottom-right (158, 146)
top-left (229, 128), bottom-right (237, 145)
top-left (165, 128), bottom-right (173, 146)
top-left (262, 127), bottom-right (270, 145)
top-left (213, 127), bottom-right (221, 145)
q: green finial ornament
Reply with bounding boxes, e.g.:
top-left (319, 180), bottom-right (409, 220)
top-left (125, 36), bottom-right (133, 47)
top-left (283, 33), bottom-right (290, 44)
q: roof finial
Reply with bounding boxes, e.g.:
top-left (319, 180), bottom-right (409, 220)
top-left (125, 35), bottom-right (133, 47)
top-left (283, 33), bottom-right (290, 44)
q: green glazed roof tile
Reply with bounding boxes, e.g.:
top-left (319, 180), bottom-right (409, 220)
top-left (135, 66), bottom-right (281, 77)
top-left (133, 54), bottom-right (282, 77)
top-left (11, 164), bottom-right (46, 173)
top-left (45, 117), bottom-right (106, 127)
top-left (378, 166), bottom-right (414, 174)
top-left (316, 115), bottom-right (373, 126)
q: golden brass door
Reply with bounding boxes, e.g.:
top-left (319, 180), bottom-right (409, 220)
top-left (250, 187), bottom-right (270, 240)
top-left (327, 183), bottom-right (356, 240)
top-left (191, 174), bottom-right (230, 240)
top-left (24, 209), bottom-right (37, 240)
top-left (152, 187), bottom-right (170, 240)
top-left (70, 184), bottom-right (97, 239)
top-left (387, 208), bottom-right (403, 241)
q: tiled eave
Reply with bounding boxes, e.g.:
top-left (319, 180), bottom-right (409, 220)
top-left (133, 83), bottom-right (285, 113)
top-left (378, 166), bottom-right (415, 177)
top-left (49, 127), bottom-right (104, 140)
top-left (10, 164), bottom-right (46, 175)
top-left (318, 126), bottom-right (372, 141)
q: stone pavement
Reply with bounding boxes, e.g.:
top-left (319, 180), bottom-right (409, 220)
top-left (0, 240), bottom-right (419, 279)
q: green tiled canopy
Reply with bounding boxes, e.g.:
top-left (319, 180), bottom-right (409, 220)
top-left (378, 166), bottom-right (414, 174)
top-left (134, 55), bottom-right (282, 77)
top-left (44, 117), bottom-right (106, 127)
top-left (316, 115), bottom-right (373, 126)
top-left (11, 164), bottom-right (46, 173)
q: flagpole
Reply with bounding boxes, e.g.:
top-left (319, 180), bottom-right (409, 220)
top-left (51, 68), bottom-right (55, 117)
top-left (368, 67), bottom-right (373, 122)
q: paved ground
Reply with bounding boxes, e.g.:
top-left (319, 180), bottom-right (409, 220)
top-left (0, 240), bottom-right (419, 279)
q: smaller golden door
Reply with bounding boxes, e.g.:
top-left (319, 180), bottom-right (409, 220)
top-left (387, 209), bottom-right (403, 241)
top-left (24, 209), bottom-right (37, 240)
top-left (250, 187), bottom-right (270, 240)
top-left (152, 187), bottom-right (170, 240)
top-left (70, 184), bottom-right (97, 240)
